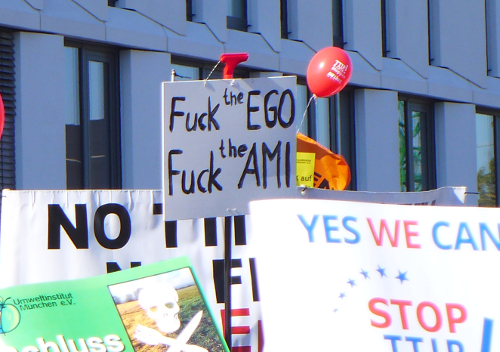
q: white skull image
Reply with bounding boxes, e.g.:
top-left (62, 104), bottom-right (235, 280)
top-left (138, 282), bottom-right (181, 333)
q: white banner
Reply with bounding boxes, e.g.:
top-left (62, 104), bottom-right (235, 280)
top-left (0, 189), bottom-right (262, 351)
top-left (249, 199), bottom-right (499, 351)
top-left (298, 186), bottom-right (467, 206)
top-left (162, 77), bottom-right (297, 221)
top-left (0, 187), bottom-right (467, 352)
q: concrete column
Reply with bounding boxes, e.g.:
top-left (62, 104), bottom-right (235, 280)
top-left (120, 50), bottom-right (171, 189)
top-left (14, 32), bottom-right (66, 189)
top-left (355, 88), bottom-right (400, 191)
top-left (434, 102), bottom-right (478, 205)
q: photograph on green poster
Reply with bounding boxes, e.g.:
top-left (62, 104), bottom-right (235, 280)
top-left (108, 268), bottom-right (226, 352)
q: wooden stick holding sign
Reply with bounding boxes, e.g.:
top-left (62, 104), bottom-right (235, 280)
top-left (219, 53), bottom-right (249, 351)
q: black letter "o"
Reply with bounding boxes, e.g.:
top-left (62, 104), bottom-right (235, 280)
top-left (94, 204), bottom-right (131, 249)
top-left (278, 89), bottom-right (295, 128)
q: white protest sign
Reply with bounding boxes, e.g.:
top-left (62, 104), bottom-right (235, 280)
top-left (0, 189), bottom-right (262, 352)
top-left (0, 188), bottom-right (468, 352)
top-left (162, 77), bottom-right (297, 221)
top-left (249, 199), bottom-right (499, 351)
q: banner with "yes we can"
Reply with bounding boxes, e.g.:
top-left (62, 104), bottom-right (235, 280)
top-left (250, 198), bottom-right (500, 352)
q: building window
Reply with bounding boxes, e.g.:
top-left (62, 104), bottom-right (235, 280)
top-left (186, 0), bottom-right (195, 21)
top-left (297, 83), bottom-right (356, 189)
top-left (171, 63), bottom-right (202, 81)
top-left (171, 58), bottom-right (250, 81)
top-left (107, 0), bottom-right (116, 7)
top-left (280, 0), bottom-right (290, 39)
top-left (333, 0), bottom-right (344, 48)
top-left (64, 42), bottom-right (121, 190)
top-left (0, 28), bottom-right (16, 195)
top-left (227, 0), bottom-right (248, 31)
top-left (485, 0), bottom-right (497, 76)
top-left (398, 99), bottom-right (436, 192)
top-left (427, 0), bottom-right (439, 65)
top-left (476, 113), bottom-right (498, 206)
top-left (381, 0), bottom-right (389, 57)
top-left (331, 90), bottom-right (356, 189)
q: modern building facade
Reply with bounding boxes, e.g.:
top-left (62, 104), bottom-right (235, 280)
top-left (1, 0), bottom-right (499, 206)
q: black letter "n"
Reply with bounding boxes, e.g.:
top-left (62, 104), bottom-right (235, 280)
top-left (48, 204), bottom-right (88, 249)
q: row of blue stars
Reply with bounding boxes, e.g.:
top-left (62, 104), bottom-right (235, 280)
top-left (335, 266), bottom-right (409, 311)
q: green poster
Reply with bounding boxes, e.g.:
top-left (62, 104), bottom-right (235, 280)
top-left (0, 257), bottom-right (229, 352)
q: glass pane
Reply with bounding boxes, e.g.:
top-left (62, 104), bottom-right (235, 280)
top-left (476, 113), bottom-right (496, 206)
top-left (171, 64), bottom-right (200, 81)
top-left (88, 60), bottom-right (111, 189)
top-left (228, 0), bottom-right (246, 18)
top-left (315, 98), bottom-right (330, 148)
top-left (89, 61), bottom-right (105, 121)
top-left (412, 111), bottom-right (423, 191)
top-left (65, 47), bottom-right (80, 126)
top-left (398, 100), bottom-right (407, 191)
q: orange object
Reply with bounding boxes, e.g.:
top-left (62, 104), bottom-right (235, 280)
top-left (297, 133), bottom-right (351, 190)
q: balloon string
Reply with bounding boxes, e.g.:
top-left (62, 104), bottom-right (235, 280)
top-left (296, 95), bottom-right (316, 133)
top-left (204, 60), bottom-right (221, 85)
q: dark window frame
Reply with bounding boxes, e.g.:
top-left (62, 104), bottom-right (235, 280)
top-left (398, 96), bottom-right (436, 192)
top-left (331, 88), bottom-right (356, 190)
top-left (427, 0), bottom-right (438, 65)
top-left (333, 0), bottom-right (345, 48)
top-left (186, 0), bottom-right (195, 21)
top-left (381, 0), bottom-right (389, 57)
top-left (475, 107), bottom-right (500, 206)
top-left (280, 0), bottom-right (290, 39)
top-left (485, 0), bottom-right (497, 76)
top-left (64, 40), bottom-right (122, 190)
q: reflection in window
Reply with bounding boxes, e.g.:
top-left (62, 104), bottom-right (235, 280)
top-left (227, 0), bottom-right (247, 31)
top-left (399, 99), bottom-right (436, 192)
top-left (89, 61), bottom-right (105, 121)
top-left (64, 44), bottom-right (121, 190)
top-left (171, 63), bottom-right (201, 81)
top-left (476, 113), bottom-right (497, 206)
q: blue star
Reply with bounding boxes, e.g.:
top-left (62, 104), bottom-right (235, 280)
top-left (395, 271), bottom-right (409, 284)
top-left (347, 279), bottom-right (356, 287)
top-left (360, 269), bottom-right (370, 279)
top-left (339, 292), bottom-right (346, 299)
top-left (376, 265), bottom-right (387, 278)
top-left (333, 308), bottom-right (339, 313)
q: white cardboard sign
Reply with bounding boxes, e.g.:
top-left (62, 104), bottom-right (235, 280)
top-left (249, 198), bottom-right (499, 351)
top-left (162, 77), bottom-right (297, 221)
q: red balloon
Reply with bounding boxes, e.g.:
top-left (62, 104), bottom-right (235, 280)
top-left (0, 92), bottom-right (4, 140)
top-left (306, 47), bottom-right (353, 98)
